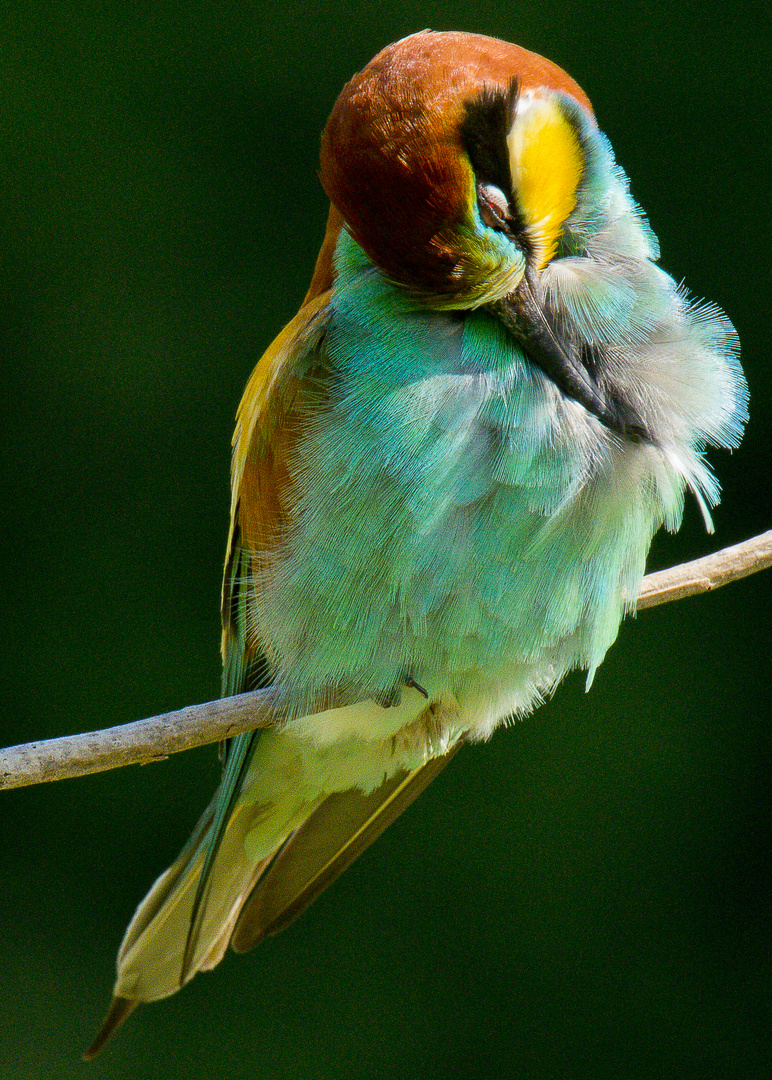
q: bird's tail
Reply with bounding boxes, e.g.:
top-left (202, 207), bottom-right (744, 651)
top-left (84, 693), bottom-right (460, 1060)
top-left (84, 729), bottom-right (318, 1058)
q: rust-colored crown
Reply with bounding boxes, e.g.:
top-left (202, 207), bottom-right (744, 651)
top-left (317, 31), bottom-right (592, 302)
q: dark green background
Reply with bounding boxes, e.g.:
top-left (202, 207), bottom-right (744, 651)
top-left (1, 3), bottom-right (770, 1078)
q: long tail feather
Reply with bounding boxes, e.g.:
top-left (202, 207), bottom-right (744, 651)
top-left (180, 729), bottom-right (261, 982)
top-left (83, 998), bottom-right (139, 1062)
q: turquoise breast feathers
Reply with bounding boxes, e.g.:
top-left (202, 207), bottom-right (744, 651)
top-left (251, 170), bottom-right (745, 742)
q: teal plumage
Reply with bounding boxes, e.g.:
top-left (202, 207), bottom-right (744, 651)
top-left (258, 214), bottom-right (743, 716)
top-left (85, 30), bottom-right (747, 1057)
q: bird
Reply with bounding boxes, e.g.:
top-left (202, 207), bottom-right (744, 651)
top-left (84, 29), bottom-right (747, 1058)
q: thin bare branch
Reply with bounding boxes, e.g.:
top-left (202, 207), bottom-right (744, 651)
top-left (2, 529), bottom-right (770, 793)
top-left (0, 691), bottom-right (276, 791)
top-left (637, 529), bottom-right (772, 609)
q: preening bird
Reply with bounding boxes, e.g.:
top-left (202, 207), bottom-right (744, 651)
top-left (85, 30), bottom-right (747, 1057)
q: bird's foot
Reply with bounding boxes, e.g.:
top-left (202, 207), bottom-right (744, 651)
top-left (405, 676), bottom-right (429, 699)
top-left (375, 674), bottom-right (429, 709)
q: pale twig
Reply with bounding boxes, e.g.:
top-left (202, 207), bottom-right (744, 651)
top-left (2, 530), bottom-right (770, 792)
top-left (636, 529), bottom-right (772, 609)
top-left (0, 692), bottom-right (276, 791)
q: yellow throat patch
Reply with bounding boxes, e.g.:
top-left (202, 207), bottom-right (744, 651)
top-left (507, 92), bottom-right (584, 270)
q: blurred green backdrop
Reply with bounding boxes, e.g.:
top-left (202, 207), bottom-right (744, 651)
top-left (1, 3), bottom-right (770, 1078)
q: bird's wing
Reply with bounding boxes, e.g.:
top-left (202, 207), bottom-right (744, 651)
top-left (231, 739), bottom-right (464, 953)
top-left (222, 288), bottom-right (333, 698)
top-left (182, 292), bottom-right (333, 977)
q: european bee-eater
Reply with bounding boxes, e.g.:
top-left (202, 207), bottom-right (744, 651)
top-left (85, 30), bottom-right (747, 1057)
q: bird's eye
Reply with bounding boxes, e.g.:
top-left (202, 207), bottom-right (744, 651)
top-left (478, 183), bottom-right (511, 230)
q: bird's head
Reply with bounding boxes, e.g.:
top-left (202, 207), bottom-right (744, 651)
top-left (321, 30), bottom-right (592, 308)
top-left (316, 30), bottom-right (746, 463)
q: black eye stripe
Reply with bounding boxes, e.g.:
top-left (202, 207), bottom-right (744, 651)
top-left (460, 79), bottom-right (529, 243)
top-left (460, 78), bottom-right (518, 198)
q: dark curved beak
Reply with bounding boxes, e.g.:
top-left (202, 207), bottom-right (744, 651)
top-left (491, 270), bottom-right (652, 443)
